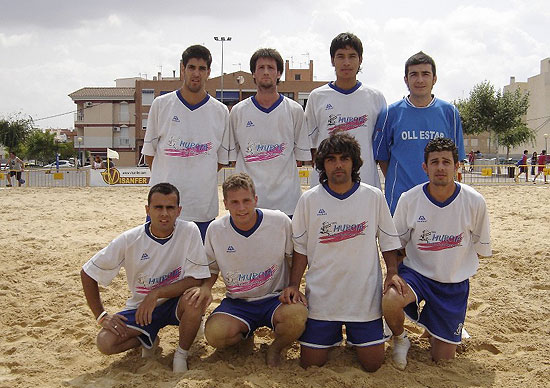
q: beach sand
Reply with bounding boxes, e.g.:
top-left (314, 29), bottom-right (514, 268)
top-left (1, 185), bottom-right (549, 387)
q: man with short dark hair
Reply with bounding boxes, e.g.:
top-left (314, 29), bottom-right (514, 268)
top-left (306, 32), bottom-right (386, 189)
top-left (281, 132), bottom-right (402, 372)
top-left (142, 45), bottom-right (230, 241)
top-left (515, 149), bottom-right (529, 182)
top-left (229, 48), bottom-right (310, 217)
top-left (383, 137), bottom-right (491, 369)
top-left (373, 51), bottom-right (465, 214)
top-left (190, 173), bottom-right (307, 366)
top-left (80, 183), bottom-right (211, 373)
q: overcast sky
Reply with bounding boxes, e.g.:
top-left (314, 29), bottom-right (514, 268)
top-left (1, 0), bottom-right (548, 129)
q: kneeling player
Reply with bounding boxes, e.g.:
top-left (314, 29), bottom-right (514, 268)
top-left (199, 173), bottom-right (308, 366)
top-left (280, 133), bottom-right (403, 372)
top-left (81, 183), bottom-right (211, 373)
top-left (382, 137), bottom-right (492, 369)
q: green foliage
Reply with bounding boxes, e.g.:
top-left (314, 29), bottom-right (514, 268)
top-left (456, 80), bottom-right (534, 156)
top-left (0, 114), bottom-right (33, 151)
top-left (24, 131), bottom-right (58, 163)
top-left (57, 141), bottom-right (77, 160)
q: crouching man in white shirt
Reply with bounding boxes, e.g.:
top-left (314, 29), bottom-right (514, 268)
top-left (81, 183), bottom-right (211, 373)
top-left (195, 173), bottom-right (308, 366)
top-left (383, 137), bottom-right (491, 369)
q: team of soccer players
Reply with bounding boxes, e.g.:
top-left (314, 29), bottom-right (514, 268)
top-left (81, 33), bottom-right (491, 373)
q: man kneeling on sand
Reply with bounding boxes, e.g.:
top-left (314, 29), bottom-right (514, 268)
top-left (80, 182), bottom-right (211, 373)
top-left (189, 173), bottom-right (308, 366)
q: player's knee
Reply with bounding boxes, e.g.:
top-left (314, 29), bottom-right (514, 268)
top-left (278, 304), bottom-right (308, 331)
top-left (360, 357), bottom-right (383, 373)
top-left (178, 296), bottom-right (203, 320)
top-left (204, 319), bottom-right (229, 348)
top-left (96, 330), bottom-right (116, 355)
top-left (382, 287), bottom-right (405, 311)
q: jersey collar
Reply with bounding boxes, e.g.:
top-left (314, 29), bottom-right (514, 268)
top-left (144, 221), bottom-right (174, 245)
top-left (322, 181), bottom-right (360, 200)
top-left (251, 94), bottom-right (284, 113)
top-left (230, 209), bottom-right (264, 238)
top-left (176, 89), bottom-right (210, 111)
top-left (422, 182), bottom-right (461, 208)
top-left (328, 81), bottom-right (361, 95)
top-left (404, 95), bottom-right (436, 108)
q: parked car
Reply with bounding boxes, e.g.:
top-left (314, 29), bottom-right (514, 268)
top-left (43, 160), bottom-right (75, 169)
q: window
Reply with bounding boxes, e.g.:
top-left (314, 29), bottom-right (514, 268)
top-left (119, 101), bottom-right (129, 122)
top-left (295, 74), bottom-right (301, 80)
top-left (280, 92), bottom-right (294, 99)
top-left (471, 139), bottom-right (478, 147)
top-left (142, 89), bottom-right (155, 105)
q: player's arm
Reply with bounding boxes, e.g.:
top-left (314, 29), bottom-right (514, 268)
top-left (378, 160), bottom-right (389, 177)
top-left (145, 155), bottom-right (154, 170)
top-left (280, 250), bottom-right (308, 305)
top-left (81, 269), bottom-right (130, 337)
top-left (217, 163), bottom-right (225, 171)
top-left (382, 249), bottom-right (407, 296)
top-left (135, 276), bottom-right (202, 326)
top-left (184, 273), bottom-right (218, 308)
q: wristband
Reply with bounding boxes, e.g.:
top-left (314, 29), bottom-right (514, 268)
top-left (96, 311), bottom-right (108, 324)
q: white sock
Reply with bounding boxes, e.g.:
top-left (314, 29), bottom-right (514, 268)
top-left (395, 331), bottom-right (407, 339)
top-left (175, 346), bottom-right (188, 358)
top-left (173, 347), bottom-right (189, 373)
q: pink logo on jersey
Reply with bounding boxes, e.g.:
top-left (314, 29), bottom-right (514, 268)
top-left (244, 142), bottom-right (286, 162)
top-left (164, 141), bottom-right (212, 158)
top-left (136, 266), bottom-right (182, 294)
top-left (417, 232), bottom-right (463, 251)
top-left (224, 264), bottom-right (278, 294)
top-left (328, 114), bottom-right (368, 134)
top-left (318, 220), bottom-right (367, 243)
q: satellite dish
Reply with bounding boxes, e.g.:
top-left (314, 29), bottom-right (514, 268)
top-left (236, 75), bottom-right (245, 85)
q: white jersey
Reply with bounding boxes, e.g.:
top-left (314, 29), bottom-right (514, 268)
top-left (229, 95), bottom-right (310, 216)
top-left (205, 209), bottom-right (293, 302)
top-left (393, 183), bottom-right (492, 283)
top-left (142, 90), bottom-right (229, 222)
top-left (82, 220), bottom-right (210, 310)
top-left (305, 82), bottom-right (386, 188)
top-left (293, 182), bottom-right (401, 321)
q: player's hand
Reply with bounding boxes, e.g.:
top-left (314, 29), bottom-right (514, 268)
top-left (101, 313), bottom-right (129, 337)
top-left (383, 272), bottom-right (408, 296)
top-left (135, 290), bottom-right (159, 326)
top-left (184, 285), bottom-right (213, 309)
top-left (280, 286), bottom-right (307, 306)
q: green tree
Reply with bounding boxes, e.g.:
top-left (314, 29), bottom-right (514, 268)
top-left (24, 131), bottom-right (58, 163)
top-left (0, 114), bottom-right (33, 152)
top-left (57, 141), bottom-right (77, 161)
top-left (456, 81), bottom-right (534, 158)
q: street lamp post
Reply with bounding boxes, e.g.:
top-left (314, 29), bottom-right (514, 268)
top-left (544, 133), bottom-right (548, 152)
top-left (214, 36), bottom-right (231, 104)
top-left (77, 136), bottom-right (83, 169)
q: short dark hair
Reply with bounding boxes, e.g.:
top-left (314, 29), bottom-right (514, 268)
top-left (315, 132), bottom-right (363, 183)
top-left (148, 182), bottom-right (180, 206)
top-left (182, 45), bottom-right (212, 69)
top-left (222, 173), bottom-right (256, 199)
top-left (424, 137), bottom-right (459, 164)
top-left (330, 32), bottom-right (363, 59)
top-left (249, 48), bottom-right (284, 84)
top-left (405, 51), bottom-right (436, 77)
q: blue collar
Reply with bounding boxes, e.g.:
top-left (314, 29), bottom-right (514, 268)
top-left (251, 94), bottom-right (284, 113)
top-left (328, 81), bottom-right (361, 95)
top-left (144, 222), bottom-right (174, 245)
top-left (422, 183), bottom-right (461, 208)
top-left (322, 181), bottom-right (360, 200)
top-left (176, 89), bottom-right (210, 110)
top-left (230, 209), bottom-right (263, 238)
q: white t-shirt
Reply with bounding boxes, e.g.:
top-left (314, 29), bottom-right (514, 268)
top-left (82, 220), bottom-right (211, 310)
top-left (293, 182), bottom-right (401, 321)
top-left (393, 183), bottom-right (492, 283)
top-left (205, 209), bottom-right (293, 302)
top-left (305, 82), bottom-right (386, 188)
top-left (229, 95), bottom-right (310, 215)
top-left (142, 90), bottom-right (229, 222)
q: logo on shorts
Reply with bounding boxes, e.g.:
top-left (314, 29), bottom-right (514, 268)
top-left (246, 120), bottom-right (255, 127)
top-left (454, 322), bottom-right (464, 336)
top-left (141, 253), bottom-right (150, 261)
top-left (318, 220), bottom-right (367, 243)
top-left (417, 215), bottom-right (427, 222)
top-left (417, 230), bottom-right (463, 251)
top-left (172, 116), bottom-right (180, 122)
top-left (325, 104), bottom-right (333, 110)
top-left (317, 208), bottom-right (327, 216)
top-left (227, 245), bottom-right (236, 253)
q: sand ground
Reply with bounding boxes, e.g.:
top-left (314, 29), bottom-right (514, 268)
top-left (1, 185), bottom-right (549, 388)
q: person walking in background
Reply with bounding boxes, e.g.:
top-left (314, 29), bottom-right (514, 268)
top-left (533, 150), bottom-right (548, 184)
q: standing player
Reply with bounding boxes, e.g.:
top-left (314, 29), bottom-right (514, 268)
top-left (229, 48), bottom-right (310, 217)
top-left (280, 132), bottom-right (403, 372)
top-left (383, 138), bottom-right (491, 369)
top-left (80, 183), bottom-right (212, 373)
top-left (373, 51), bottom-right (465, 214)
top-left (142, 45), bottom-right (230, 241)
top-left (6, 151), bottom-right (24, 187)
top-left (514, 149), bottom-right (529, 182)
top-left (532, 150), bottom-right (547, 184)
top-left (194, 173), bottom-right (307, 366)
top-left (305, 32), bottom-right (386, 189)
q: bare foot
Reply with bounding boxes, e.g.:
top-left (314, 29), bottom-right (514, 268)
top-left (266, 345), bottom-right (282, 367)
